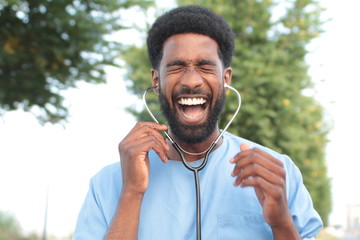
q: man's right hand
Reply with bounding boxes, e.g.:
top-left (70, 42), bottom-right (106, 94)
top-left (118, 122), bottom-right (169, 195)
top-left (106, 122), bottom-right (169, 239)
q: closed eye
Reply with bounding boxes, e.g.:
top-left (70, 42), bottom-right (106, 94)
top-left (200, 66), bottom-right (214, 72)
top-left (167, 66), bottom-right (185, 74)
top-left (199, 66), bottom-right (215, 73)
top-left (196, 60), bottom-right (217, 74)
top-left (166, 60), bottom-right (187, 75)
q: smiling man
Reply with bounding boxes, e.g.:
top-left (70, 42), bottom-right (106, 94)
top-left (74, 5), bottom-right (322, 240)
top-left (157, 33), bottom-right (229, 147)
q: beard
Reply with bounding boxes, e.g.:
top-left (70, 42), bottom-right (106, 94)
top-left (159, 86), bottom-right (226, 144)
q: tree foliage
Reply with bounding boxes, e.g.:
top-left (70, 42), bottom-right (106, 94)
top-left (122, 0), bottom-right (331, 225)
top-left (0, 211), bottom-right (23, 240)
top-left (0, 0), bottom-right (153, 124)
top-left (0, 211), bottom-right (44, 240)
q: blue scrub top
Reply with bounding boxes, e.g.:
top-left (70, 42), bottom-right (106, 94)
top-left (74, 132), bottom-right (322, 239)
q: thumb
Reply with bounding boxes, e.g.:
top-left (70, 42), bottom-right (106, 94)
top-left (240, 143), bottom-right (251, 151)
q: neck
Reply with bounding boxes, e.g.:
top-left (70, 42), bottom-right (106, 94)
top-left (166, 127), bottom-right (223, 162)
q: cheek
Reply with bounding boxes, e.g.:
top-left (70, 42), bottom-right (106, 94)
top-left (210, 74), bottom-right (225, 91)
top-left (159, 76), bottom-right (179, 101)
top-left (159, 83), bottom-right (173, 104)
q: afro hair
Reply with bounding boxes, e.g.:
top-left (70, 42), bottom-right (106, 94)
top-left (146, 5), bottom-right (235, 69)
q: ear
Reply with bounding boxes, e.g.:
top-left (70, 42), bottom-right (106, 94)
top-left (224, 67), bottom-right (232, 86)
top-left (151, 68), bottom-right (159, 94)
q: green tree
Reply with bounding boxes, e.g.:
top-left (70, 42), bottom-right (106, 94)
top-left (122, 0), bottom-right (331, 225)
top-left (0, 211), bottom-right (43, 240)
top-left (0, 0), bottom-right (153, 124)
top-left (0, 211), bottom-right (23, 240)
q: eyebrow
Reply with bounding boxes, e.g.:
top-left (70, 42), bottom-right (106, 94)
top-left (166, 59), bottom-right (217, 68)
top-left (196, 60), bottom-right (217, 66)
top-left (165, 60), bottom-right (187, 68)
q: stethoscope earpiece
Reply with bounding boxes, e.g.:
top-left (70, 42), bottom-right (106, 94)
top-left (151, 84), bottom-right (159, 94)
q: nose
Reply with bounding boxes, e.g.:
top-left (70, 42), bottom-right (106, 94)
top-left (179, 67), bottom-right (203, 89)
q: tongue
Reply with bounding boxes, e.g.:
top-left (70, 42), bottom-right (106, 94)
top-left (183, 105), bottom-right (203, 118)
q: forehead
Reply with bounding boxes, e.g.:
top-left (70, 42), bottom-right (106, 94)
top-left (161, 33), bottom-right (221, 65)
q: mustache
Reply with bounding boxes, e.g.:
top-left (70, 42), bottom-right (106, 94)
top-left (171, 87), bottom-right (212, 99)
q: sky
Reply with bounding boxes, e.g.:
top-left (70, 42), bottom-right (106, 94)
top-left (0, 0), bottom-right (360, 238)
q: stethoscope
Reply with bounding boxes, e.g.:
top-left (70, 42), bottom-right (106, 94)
top-left (142, 83), bottom-right (241, 240)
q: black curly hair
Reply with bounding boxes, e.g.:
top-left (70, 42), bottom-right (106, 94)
top-left (146, 5), bottom-right (235, 70)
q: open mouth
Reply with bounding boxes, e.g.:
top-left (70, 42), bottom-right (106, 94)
top-left (177, 97), bottom-right (208, 119)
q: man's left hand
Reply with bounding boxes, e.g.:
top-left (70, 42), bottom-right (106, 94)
top-left (230, 143), bottom-right (292, 228)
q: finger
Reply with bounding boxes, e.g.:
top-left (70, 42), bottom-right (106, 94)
top-left (230, 143), bottom-right (283, 166)
top-left (123, 122), bottom-right (169, 151)
top-left (125, 122), bottom-right (168, 140)
top-left (142, 136), bottom-right (169, 163)
top-left (126, 135), bottom-right (169, 163)
top-left (137, 127), bottom-right (170, 151)
top-left (232, 147), bottom-right (284, 169)
top-left (231, 150), bottom-right (285, 179)
top-left (127, 122), bottom-right (168, 140)
top-left (240, 143), bottom-right (251, 151)
top-left (233, 162), bottom-right (285, 187)
top-left (230, 143), bottom-right (251, 163)
top-left (238, 176), bottom-right (285, 203)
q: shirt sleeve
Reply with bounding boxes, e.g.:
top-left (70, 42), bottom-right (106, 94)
top-left (285, 155), bottom-right (323, 238)
top-left (73, 177), bottom-right (108, 240)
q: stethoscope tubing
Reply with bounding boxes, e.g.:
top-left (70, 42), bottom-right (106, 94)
top-left (143, 84), bottom-right (241, 240)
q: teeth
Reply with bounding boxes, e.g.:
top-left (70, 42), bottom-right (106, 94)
top-left (178, 98), bottom-right (207, 106)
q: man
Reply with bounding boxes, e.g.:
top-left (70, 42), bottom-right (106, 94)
top-left (74, 5), bottom-right (322, 240)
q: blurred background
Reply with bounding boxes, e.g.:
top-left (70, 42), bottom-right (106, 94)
top-left (0, 0), bottom-right (359, 239)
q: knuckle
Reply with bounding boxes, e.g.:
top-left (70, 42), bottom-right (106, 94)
top-left (253, 148), bottom-right (262, 155)
top-left (126, 146), bottom-right (137, 157)
top-left (118, 140), bottom-right (126, 150)
top-left (252, 163), bottom-right (259, 172)
top-left (278, 160), bottom-right (284, 168)
top-left (280, 169), bottom-right (286, 179)
top-left (250, 150), bottom-right (260, 160)
top-left (137, 122), bottom-right (151, 131)
top-left (136, 121), bottom-right (146, 127)
top-left (151, 138), bottom-right (158, 146)
top-left (273, 187), bottom-right (284, 199)
top-left (277, 178), bottom-right (285, 187)
top-left (253, 177), bottom-right (260, 185)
